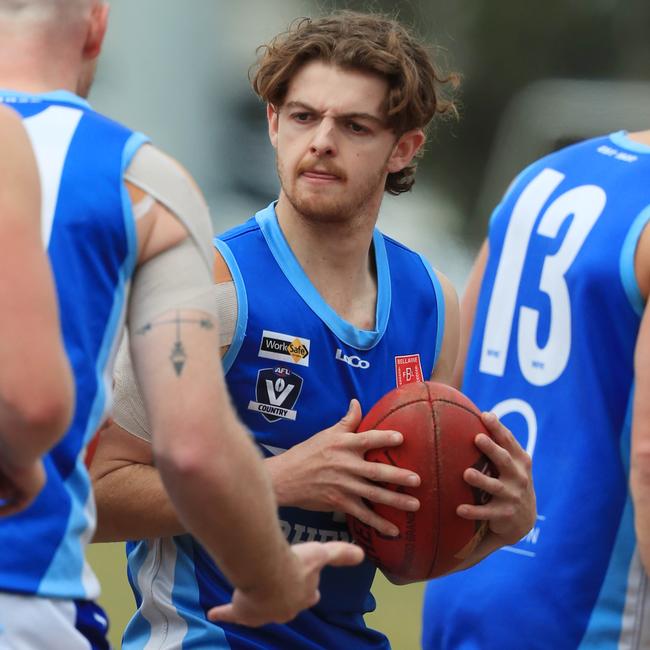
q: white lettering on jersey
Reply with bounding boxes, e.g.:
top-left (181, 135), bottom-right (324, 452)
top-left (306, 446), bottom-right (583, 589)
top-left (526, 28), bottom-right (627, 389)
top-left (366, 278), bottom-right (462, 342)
top-left (480, 168), bottom-right (606, 386)
top-left (335, 349), bottom-right (370, 369)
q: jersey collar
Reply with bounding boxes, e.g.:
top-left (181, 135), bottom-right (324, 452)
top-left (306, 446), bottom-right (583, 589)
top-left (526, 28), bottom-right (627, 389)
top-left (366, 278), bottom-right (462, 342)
top-left (609, 130), bottom-right (650, 154)
top-left (0, 89), bottom-right (91, 110)
top-left (255, 202), bottom-right (391, 350)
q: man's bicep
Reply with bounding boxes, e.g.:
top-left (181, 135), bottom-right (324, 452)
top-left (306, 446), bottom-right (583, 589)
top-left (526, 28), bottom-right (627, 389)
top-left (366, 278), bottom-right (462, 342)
top-left (127, 306), bottom-right (230, 441)
top-left (450, 240), bottom-right (489, 389)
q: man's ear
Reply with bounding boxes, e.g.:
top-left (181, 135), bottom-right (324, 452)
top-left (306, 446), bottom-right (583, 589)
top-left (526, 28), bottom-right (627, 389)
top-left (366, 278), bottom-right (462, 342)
top-left (83, 1), bottom-right (110, 60)
top-left (267, 104), bottom-right (279, 149)
top-left (387, 129), bottom-right (425, 173)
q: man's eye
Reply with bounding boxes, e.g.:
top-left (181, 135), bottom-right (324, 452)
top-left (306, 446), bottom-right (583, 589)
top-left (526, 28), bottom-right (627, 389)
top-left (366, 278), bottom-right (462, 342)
top-left (293, 113), bottom-right (312, 122)
top-left (348, 122), bottom-right (368, 134)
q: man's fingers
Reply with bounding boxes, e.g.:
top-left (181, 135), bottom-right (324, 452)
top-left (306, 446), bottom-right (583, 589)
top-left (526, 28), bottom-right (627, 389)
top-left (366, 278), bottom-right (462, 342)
top-left (351, 429), bottom-right (404, 452)
top-left (480, 412), bottom-right (525, 457)
top-left (294, 540), bottom-right (365, 570)
top-left (474, 433), bottom-right (513, 473)
top-left (359, 460), bottom-right (420, 487)
top-left (206, 604), bottom-right (236, 623)
top-left (344, 500), bottom-right (400, 537)
top-left (353, 478), bottom-right (420, 512)
top-left (335, 399), bottom-right (363, 432)
top-left (463, 467), bottom-right (504, 496)
top-left (319, 541), bottom-right (365, 568)
top-left (457, 502), bottom-right (513, 522)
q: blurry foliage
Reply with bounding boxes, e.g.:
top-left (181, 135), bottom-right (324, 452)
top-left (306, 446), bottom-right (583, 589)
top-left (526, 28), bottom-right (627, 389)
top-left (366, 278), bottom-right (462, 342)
top-left (320, 0), bottom-right (650, 235)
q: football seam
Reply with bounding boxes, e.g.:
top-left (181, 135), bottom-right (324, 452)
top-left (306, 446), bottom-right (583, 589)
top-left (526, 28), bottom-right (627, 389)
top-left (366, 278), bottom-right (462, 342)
top-left (430, 398), bottom-right (480, 419)
top-left (429, 396), bottom-right (442, 578)
top-left (363, 397), bottom-right (480, 430)
top-left (363, 397), bottom-right (431, 429)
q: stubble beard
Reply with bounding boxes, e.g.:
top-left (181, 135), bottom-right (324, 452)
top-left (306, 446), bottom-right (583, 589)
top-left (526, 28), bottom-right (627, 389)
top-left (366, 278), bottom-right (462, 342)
top-left (277, 155), bottom-right (387, 226)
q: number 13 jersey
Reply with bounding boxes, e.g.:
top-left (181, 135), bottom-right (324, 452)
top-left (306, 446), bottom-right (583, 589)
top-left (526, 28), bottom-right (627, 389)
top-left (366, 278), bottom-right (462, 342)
top-left (423, 132), bottom-right (650, 650)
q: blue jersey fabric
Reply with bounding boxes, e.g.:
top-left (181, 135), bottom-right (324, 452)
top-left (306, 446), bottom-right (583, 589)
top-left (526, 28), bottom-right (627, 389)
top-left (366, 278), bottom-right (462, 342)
top-left (422, 132), bottom-right (650, 649)
top-left (124, 202), bottom-right (445, 649)
top-left (0, 90), bottom-right (147, 600)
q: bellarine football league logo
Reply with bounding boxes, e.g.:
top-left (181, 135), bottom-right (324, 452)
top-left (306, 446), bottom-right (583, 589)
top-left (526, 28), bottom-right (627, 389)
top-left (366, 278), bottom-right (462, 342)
top-left (248, 367), bottom-right (303, 422)
top-left (395, 354), bottom-right (423, 387)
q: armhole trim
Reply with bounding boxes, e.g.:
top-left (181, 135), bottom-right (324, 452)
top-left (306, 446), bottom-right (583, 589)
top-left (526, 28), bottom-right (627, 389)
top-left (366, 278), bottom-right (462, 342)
top-left (213, 238), bottom-right (248, 373)
top-left (418, 254), bottom-right (445, 368)
top-left (619, 204), bottom-right (650, 316)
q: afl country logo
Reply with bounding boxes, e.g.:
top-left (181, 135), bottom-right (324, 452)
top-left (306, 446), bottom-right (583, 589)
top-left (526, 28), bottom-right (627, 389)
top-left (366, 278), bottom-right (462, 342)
top-left (248, 367), bottom-right (304, 422)
top-left (258, 330), bottom-right (310, 367)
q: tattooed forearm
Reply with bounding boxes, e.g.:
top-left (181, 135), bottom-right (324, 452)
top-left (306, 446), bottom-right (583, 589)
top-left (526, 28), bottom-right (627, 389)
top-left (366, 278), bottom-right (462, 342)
top-left (135, 311), bottom-right (215, 376)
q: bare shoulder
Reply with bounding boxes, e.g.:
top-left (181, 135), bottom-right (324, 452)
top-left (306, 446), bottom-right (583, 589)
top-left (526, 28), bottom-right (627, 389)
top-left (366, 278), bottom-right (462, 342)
top-left (635, 220), bottom-right (650, 302)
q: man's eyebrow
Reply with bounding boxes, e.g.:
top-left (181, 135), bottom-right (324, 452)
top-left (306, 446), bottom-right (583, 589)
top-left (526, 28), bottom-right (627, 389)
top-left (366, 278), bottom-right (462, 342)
top-left (283, 101), bottom-right (385, 125)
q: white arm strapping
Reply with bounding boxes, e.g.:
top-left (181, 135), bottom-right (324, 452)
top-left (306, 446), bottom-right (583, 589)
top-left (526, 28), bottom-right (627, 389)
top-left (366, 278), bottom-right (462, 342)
top-left (114, 281), bottom-right (237, 443)
top-left (125, 144), bottom-right (214, 269)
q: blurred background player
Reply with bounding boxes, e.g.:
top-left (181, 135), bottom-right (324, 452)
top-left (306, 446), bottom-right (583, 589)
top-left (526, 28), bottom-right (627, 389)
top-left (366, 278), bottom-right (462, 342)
top-left (422, 130), bottom-right (650, 648)
top-left (0, 1), bottom-right (362, 647)
top-left (0, 104), bottom-right (73, 518)
top-left (91, 12), bottom-right (536, 649)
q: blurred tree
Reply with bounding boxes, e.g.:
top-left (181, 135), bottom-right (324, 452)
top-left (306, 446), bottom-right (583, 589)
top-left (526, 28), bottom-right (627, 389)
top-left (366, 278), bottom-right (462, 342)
top-left (321, 0), bottom-right (650, 237)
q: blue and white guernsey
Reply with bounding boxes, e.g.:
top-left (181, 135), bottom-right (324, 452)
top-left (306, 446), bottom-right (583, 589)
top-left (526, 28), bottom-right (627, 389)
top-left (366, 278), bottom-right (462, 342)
top-left (0, 90), bottom-right (147, 601)
top-left (124, 202), bottom-right (445, 649)
top-left (422, 132), bottom-right (650, 649)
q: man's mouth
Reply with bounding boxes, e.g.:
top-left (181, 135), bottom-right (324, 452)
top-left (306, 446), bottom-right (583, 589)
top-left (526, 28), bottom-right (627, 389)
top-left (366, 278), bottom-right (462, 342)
top-left (300, 169), bottom-right (343, 182)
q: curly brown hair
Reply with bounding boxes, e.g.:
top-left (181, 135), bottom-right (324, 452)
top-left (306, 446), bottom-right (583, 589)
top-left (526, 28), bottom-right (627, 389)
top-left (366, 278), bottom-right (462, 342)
top-left (251, 11), bottom-right (459, 195)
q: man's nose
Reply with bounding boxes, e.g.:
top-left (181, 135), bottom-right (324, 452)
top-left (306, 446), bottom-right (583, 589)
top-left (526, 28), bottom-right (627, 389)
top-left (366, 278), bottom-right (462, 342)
top-left (309, 118), bottom-right (337, 157)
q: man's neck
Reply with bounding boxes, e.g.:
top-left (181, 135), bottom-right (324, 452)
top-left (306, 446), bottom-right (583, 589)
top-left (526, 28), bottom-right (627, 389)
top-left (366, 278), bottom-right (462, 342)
top-left (275, 193), bottom-right (381, 330)
top-left (0, 37), bottom-right (81, 95)
top-left (628, 130), bottom-right (650, 147)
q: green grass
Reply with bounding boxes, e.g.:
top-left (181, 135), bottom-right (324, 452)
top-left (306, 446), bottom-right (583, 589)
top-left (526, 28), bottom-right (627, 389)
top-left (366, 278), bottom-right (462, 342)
top-left (89, 542), bottom-right (424, 649)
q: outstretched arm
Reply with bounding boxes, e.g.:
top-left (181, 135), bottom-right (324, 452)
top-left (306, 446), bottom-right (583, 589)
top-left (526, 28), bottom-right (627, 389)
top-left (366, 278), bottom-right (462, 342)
top-left (630, 222), bottom-right (650, 573)
top-left (451, 241), bottom-right (488, 389)
top-left (0, 107), bottom-right (73, 515)
top-left (430, 270), bottom-right (460, 384)
top-left (434, 243), bottom-right (535, 571)
top-left (116, 147), bottom-right (362, 625)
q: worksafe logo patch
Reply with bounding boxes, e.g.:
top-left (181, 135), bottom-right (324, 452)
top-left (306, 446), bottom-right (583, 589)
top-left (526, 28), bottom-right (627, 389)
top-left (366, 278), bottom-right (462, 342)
top-left (248, 367), bottom-right (303, 422)
top-left (258, 330), bottom-right (310, 366)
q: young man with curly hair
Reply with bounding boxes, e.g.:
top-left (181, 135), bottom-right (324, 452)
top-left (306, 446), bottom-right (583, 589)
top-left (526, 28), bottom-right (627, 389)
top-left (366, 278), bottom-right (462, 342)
top-left (92, 12), bottom-right (536, 649)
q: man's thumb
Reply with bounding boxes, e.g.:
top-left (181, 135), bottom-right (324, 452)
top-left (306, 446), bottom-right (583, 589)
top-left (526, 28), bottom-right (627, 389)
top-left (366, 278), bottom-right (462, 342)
top-left (339, 398), bottom-right (362, 430)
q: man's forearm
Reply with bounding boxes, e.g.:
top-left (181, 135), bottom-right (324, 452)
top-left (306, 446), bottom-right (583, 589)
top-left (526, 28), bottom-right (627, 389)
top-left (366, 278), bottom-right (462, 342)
top-left (631, 457), bottom-right (650, 573)
top-left (153, 413), bottom-right (294, 595)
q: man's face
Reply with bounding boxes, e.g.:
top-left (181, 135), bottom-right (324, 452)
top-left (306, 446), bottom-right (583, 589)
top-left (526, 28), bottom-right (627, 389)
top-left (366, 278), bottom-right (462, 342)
top-left (269, 61), bottom-right (402, 224)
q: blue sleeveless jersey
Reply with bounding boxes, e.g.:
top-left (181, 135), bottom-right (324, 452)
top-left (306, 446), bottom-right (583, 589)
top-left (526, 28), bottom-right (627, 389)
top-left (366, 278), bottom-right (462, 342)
top-left (422, 132), bottom-right (650, 649)
top-left (124, 202), bottom-right (445, 649)
top-left (0, 90), bottom-right (147, 600)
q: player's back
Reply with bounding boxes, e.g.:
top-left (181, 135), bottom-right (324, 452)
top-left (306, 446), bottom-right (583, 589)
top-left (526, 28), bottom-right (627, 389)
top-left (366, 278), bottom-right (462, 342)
top-left (423, 132), bottom-right (650, 649)
top-left (0, 90), bottom-right (147, 600)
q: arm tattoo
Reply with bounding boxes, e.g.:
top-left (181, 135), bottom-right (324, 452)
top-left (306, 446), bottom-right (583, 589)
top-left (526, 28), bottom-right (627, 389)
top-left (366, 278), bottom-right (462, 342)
top-left (135, 311), bottom-right (214, 376)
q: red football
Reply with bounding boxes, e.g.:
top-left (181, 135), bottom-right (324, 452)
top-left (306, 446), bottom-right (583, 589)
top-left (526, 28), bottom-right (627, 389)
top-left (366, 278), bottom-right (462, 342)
top-left (347, 381), bottom-right (494, 583)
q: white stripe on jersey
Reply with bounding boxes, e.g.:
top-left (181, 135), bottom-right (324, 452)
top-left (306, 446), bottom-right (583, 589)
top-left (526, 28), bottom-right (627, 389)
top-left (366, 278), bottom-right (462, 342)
top-left (0, 593), bottom-right (92, 650)
top-left (22, 106), bottom-right (83, 250)
top-left (134, 538), bottom-right (189, 649)
top-left (619, 550), bottom-right (650, 649)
